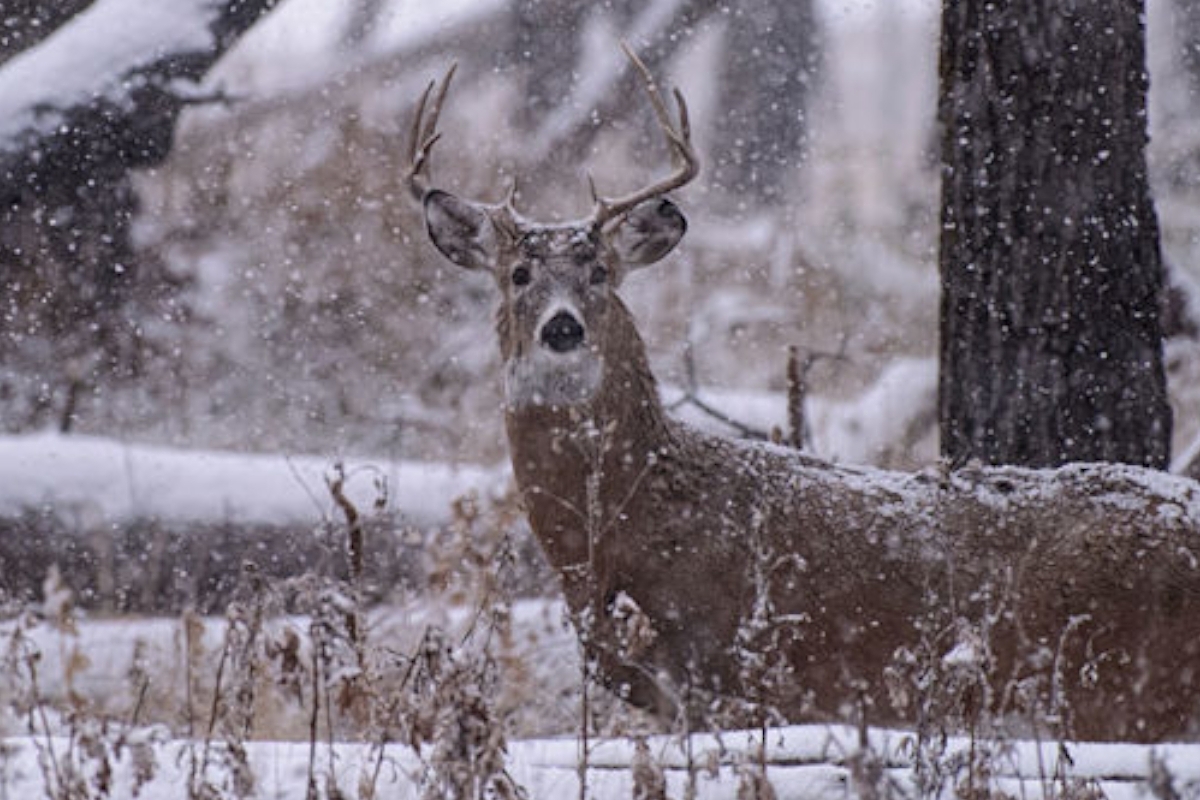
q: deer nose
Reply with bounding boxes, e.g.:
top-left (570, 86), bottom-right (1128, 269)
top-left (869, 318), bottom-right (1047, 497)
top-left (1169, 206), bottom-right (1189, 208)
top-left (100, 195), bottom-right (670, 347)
top-left (541, 311), bottom-right (586, 353)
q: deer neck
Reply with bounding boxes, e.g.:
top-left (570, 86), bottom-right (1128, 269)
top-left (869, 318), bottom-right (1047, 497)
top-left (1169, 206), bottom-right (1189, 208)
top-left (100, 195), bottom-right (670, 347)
top-left (503, 295), bottom-right (670, 571)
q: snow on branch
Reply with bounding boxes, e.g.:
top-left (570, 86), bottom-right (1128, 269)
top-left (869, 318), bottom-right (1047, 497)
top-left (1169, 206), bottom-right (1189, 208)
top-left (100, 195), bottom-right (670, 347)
top-left (0, 0), bottom-right (279, 166)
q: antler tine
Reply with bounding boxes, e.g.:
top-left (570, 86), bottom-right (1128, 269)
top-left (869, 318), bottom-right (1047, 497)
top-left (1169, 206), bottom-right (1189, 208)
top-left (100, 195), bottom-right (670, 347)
top-left (589, 43), bottom-right (700, 229)
top-left (673, 86), bottom-right (691, 143)
top-left (624, 42), bottom-right (677, 147)
top-left (405, 80), bottom-right (437, 199)
top-left (406, 63), bottom-right (458, 203)
top-left (490, 175), bottom-right (525, 236)
top-left (586, 172), bottom-right (600, 205)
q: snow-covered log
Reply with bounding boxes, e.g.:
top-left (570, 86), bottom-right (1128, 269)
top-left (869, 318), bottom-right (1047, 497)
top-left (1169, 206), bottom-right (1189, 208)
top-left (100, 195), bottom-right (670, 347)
top-left (0, 433), bottom-right (504, 531)
top-left (0, 434), bottom-right (517, 613)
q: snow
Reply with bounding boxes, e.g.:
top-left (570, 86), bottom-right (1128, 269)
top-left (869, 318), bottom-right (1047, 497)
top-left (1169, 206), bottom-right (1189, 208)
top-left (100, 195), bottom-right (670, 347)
top-left (1, 721), bottom-right (1197, 799)
top-left (0, 0), bottom-right (216, 149)
top-left (370, 0), bottom-right (507, 55)
top-left (809, 357), bottom-right (937, 464)
top-left (0, 432), bottom-right (505, 530)
top-left (195, 0), bottom-right (348, 93)
top-left (206, 0), bottom-right (505, 95)
top-left (5, 605), bottom-right (1200, 798)
top-left (6, 2), bottom-right (1200, 796)
top-left (662, 357), bottom-right (937, 466)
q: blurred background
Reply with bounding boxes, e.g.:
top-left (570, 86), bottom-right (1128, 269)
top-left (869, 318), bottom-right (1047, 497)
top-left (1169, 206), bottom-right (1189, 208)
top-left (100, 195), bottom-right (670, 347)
top-left (6, 0), bottom-right (1200, 470)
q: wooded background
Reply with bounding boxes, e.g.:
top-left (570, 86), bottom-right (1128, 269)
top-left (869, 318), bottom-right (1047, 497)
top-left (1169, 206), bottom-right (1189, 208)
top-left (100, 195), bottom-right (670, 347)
top-left (5, 0), bottom-right (1197, 475)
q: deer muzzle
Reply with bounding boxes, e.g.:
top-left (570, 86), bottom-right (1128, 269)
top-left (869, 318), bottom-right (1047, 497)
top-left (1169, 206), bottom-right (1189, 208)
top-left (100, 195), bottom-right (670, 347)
top-left (540, 310), bottom-right (586, 353)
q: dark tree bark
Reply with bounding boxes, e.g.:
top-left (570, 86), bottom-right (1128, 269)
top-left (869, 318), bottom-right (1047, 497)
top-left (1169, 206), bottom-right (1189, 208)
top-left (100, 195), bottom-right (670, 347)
top-left (507, 0), bottom-right (590, 128)
top-left (506, 0), bottom-right (818, 207)
top-left (708, 0), bottom-right (819, 207)
top-left (0, 0), bottom-right (280, 431)
top-left (937, 0), bottom-right (1171, 469)
top-left (0, 0), bottom-right (95, 64)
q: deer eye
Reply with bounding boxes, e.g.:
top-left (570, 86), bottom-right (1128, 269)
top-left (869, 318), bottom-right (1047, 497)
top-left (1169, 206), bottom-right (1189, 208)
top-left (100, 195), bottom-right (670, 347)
top-left (589, 265), bottom-right (608, 285)
top-left (512, 265), bottom-right (531, 287)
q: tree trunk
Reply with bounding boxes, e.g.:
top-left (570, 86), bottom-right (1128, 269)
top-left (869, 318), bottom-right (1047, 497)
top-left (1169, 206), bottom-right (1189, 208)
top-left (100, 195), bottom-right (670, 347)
top-left (708, 0), bottom-right (819, 208)
top-left (937, 0), bottom-right (1171, 468)
top-left (507, 0), bottom-right (590, 129)
top-left (506, 0), bottom-right (818, 207)
top-left (0, 0), bottom-right (96, 64)
top-left (0, 0), bottom-right (279, 431)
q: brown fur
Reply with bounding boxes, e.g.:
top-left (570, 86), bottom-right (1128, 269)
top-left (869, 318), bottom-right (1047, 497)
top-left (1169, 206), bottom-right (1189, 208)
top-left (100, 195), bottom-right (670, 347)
top-left (504, 293), bottom-right (1200, 742)
top-left (413, 61), bottom-right (1200, 743)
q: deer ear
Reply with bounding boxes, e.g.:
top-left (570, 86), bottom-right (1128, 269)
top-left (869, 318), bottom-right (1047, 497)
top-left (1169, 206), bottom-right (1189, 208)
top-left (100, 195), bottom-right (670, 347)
top-left (608, 198), bottom-right (687, 267)
top-left (424, 190), bottom-right (497, 271)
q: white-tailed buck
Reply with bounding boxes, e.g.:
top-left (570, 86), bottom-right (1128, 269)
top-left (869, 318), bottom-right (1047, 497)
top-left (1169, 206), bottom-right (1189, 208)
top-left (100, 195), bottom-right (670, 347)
top-left (408, 49), bottom-right (1200, 741)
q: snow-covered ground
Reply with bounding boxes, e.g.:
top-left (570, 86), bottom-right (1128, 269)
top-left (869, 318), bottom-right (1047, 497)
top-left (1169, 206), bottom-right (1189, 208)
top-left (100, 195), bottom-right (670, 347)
top-left (0, 360), bottom-right (935, 534)
top-left (5, 592), bottom-right (1200, 796)
top-left (2, 719), bottom-right (1198, 799)
top-left (7, 2), bottom-right (1200, 797)
top-left (5, 592), bottom-right (1200, 798)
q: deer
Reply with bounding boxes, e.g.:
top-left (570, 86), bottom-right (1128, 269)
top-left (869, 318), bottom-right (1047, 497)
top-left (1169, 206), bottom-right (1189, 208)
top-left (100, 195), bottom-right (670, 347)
top-left (404, 48), bottom-right (1200, 742)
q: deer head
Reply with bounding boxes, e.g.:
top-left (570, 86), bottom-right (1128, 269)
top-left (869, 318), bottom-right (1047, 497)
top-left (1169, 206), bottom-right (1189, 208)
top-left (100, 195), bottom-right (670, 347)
top-left (407, 46), bottom-right (698, 410)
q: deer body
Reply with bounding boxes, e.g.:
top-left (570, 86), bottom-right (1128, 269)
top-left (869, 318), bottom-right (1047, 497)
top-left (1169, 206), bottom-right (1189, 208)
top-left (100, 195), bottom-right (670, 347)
top-left (408, 55), bottom-right (1200, 741)
top-left (504, 292), bottom-right (1200, 741)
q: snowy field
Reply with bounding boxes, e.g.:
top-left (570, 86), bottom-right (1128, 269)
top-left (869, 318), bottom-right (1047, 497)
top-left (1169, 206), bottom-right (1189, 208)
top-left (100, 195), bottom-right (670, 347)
top-left (8, 0), bottom-right (1200, 797)
top-left (3, 716), bottom-right (1200, 798)
top-left (4, 606), bottom-right (1200, 798)
top-left (5, 432), bottom-right (1200, 797)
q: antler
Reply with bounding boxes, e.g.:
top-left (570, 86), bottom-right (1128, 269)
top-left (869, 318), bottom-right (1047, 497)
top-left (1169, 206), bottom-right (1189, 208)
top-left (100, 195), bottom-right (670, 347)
top-left (588, 43), bottom-right (699, 230)
top-left (407, 47), bottom-right (696, 227)
top-left (405, 63), bottom-right (525, 235)
top-left (406, 63), bottom-right (457, 202)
